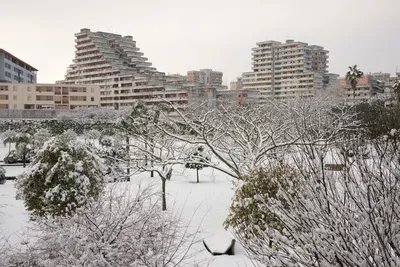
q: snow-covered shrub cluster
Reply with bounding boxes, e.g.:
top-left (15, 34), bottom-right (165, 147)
top-left (57, 107), bottom-right (130, 123)
top-left (3, 185), bottom-right (196, 267)
top-left (236, 142), bottom-right (400, 267)
top-left (32, 128), bottom-right (52, 153)
top-left (15, 130), bottom-right (105, 217)
top-left (224, 165), bottom-right (299, 240)
top-left (93, 132), bottom-right (129, 181)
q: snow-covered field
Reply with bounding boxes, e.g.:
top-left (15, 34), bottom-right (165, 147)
top-left (0, 146), bottom-right (253, 266)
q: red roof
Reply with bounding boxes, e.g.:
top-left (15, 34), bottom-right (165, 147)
top-left (0, 48), bottom-right (38, 71)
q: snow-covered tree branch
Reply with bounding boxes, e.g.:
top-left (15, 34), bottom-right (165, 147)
top-left (3, 183), bottom-right (200, 267)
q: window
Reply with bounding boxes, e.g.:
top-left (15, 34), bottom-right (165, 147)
top-left (27, 95), bottom-right (31, 101)
top-left (27, 87), bottom-right (31, 91)
top-left (13, 105), bottom-right (17, 109)
top-left (13, 86), bottom-right (17, 91)
top-left (91, 97), bottom-right (94, 101)
top-left (5, 72), bottom-right (11, 78)
top-left (91, 87), bottom-right (94, 93)
top-left (13, 95), bottom-right (17, 100)
top-left (5, 63), bottom-right (11, 69)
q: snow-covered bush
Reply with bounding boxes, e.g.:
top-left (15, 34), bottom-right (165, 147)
top-left (224, 165), bottom-right (299, 240)
top-left (0, 166), bottom-right (6, 184)
top-left (32, 128), bottom-right (52, 152)
top-left (185, 145), bottom-right (210, 183)
top-left (15, 130), bottom-right (105, 218)
top-left (85, 129), bottom-right (101, 144)
top-left (95, 133), bottom-right (129, 181)
top-left (239, 146), bottom-right (400, 267)
top-left (4, 184), bottom-right (197, 267)
top-left (3, 150), bottom-right (18, 164)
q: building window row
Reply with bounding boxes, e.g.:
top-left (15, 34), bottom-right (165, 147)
top-left (13, 67), bottom-right (24, 75)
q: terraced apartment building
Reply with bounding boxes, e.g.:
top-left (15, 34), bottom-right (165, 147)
top-left (59, 28), bottom-right (190, 110)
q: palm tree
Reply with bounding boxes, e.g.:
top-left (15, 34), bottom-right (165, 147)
top-left (2, 130), bottom-right (16, 154)
top-left (346, 65), bottom-right (364, 101)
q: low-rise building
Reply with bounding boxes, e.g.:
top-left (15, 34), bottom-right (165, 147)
top-left (338, 76), bottom-right (384, 103)
top-left (0, 83), bottom-right (100, 110)
top-left (0, 48), bottom-right (37, 83)
top-left (187, 69), bottom-right (223, 86)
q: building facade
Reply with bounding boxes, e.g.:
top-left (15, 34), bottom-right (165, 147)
top-left (242, 40), bottom-right (329, 100)
top-left (0, 83), bottom-right (100, 110)
top-left (338, 76), bottom-right (384, 103)
top-left (187, 69), bottom-right (223, 86)
top-left (323, 73), bottom-right (339, 93)
top-left (59, 29), bottom-right (214, 110)
top-left (230, 77), bottom-right (243, 90)
top-left (0, 49), bottom-right (37, 83)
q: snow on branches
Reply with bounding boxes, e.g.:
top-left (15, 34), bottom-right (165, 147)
top-left (237, 141), bottom-right (400, 267)
top-left (3, 184), bottom-right (199, 267)
top-left (155, 96), bottom-right (356, 179)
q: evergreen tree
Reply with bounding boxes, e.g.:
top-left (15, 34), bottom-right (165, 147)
top-left (15, 130), bottom-right (105, 218)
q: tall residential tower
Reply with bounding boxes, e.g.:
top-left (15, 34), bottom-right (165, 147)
top-left (242, 40), bottom-right (329, 100)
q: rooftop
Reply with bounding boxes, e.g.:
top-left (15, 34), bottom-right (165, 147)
top-left (0, 48), bottom-right (38, 72)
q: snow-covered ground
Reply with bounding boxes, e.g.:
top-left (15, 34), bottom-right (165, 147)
top-left (0, 147), bottom-right (252, 266)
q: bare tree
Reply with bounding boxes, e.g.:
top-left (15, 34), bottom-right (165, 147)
top-left (154, 96), bottom-right (355, 180)
top-left (130, 130), bottom-right (191, 211)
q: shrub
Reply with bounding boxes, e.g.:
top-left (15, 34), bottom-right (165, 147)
top-left (4, 150), bottom-right (18, 164)
top-left (224, 164), bottom-right (299, 239)
top-left (15, 130), bottom-right (105, 218)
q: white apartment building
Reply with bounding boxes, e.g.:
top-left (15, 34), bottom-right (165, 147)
top-left (0, 83), bottom-right (100, 110)
top-left (242, 40), bottom-right (329, 100)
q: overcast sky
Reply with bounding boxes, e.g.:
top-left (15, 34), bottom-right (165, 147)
top-left (1, 0), bottom-right (399, 85)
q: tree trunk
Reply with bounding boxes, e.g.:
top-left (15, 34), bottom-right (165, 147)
top-left (162, 177), bottom-right (167, 211)
top-left (196, 169), bottom-right (199, 183)
top-left (23, 149), bottom-right (26, 168)
top-left (126, 136), bottom-right (130, 182)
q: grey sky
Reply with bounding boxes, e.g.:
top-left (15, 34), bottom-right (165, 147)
top-left (1, 0), bottom-right (399, 85)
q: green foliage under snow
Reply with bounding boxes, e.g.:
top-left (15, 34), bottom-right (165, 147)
top-left (15, 130), bottom-right (105, 218)
top-left (224, 165), bottom-right (299, 239)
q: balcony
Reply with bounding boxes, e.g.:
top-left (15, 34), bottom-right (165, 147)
top-left (75, 42), bottom-right (95, 49)
top-left (75, 36), bottom-right (91, 43)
